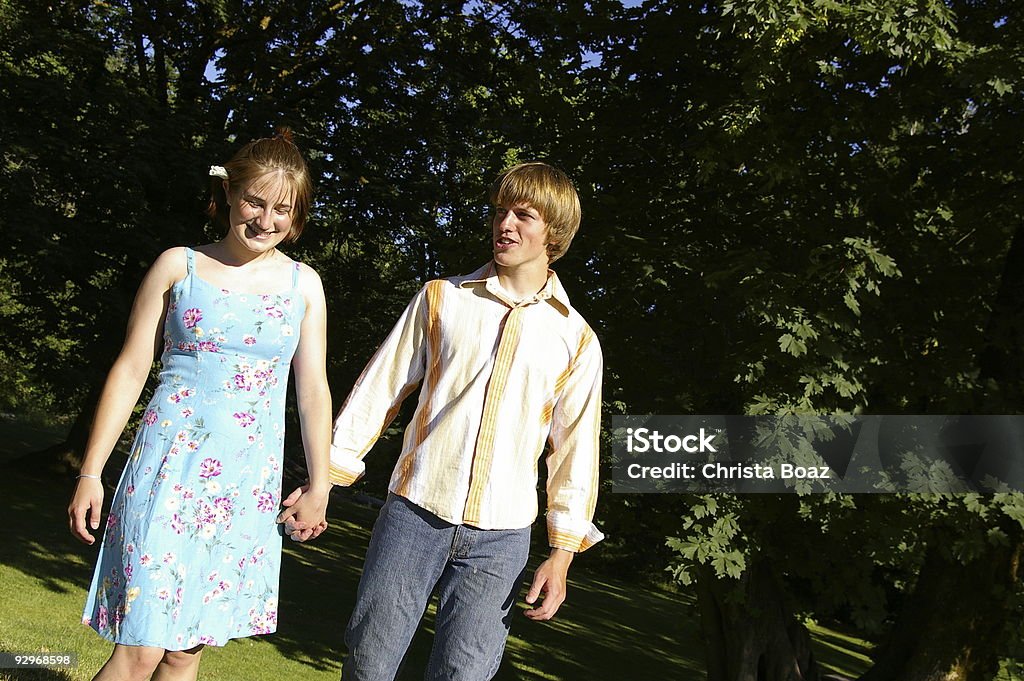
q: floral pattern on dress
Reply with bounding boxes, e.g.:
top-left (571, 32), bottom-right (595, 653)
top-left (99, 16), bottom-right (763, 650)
top-left (82, 248), bottom-right (305, 650)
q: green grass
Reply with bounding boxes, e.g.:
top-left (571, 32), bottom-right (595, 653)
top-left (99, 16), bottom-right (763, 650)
top-left (0, 416), bottom-right (872, 680)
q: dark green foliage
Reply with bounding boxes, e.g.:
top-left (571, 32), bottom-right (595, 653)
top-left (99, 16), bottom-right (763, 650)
top-left (1, 1), bottom-right (1021, 678)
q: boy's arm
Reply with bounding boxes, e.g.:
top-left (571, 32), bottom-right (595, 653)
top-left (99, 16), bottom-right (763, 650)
top-left (525, 327), bottom-right (604, 621)
top-left (329, 283), bottom-right (434, 486)
top-left (544, 326), bottom-right (605, 553)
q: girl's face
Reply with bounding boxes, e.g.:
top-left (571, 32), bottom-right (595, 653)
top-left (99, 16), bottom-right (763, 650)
top-left (224, 171), bottom-right (295, 255)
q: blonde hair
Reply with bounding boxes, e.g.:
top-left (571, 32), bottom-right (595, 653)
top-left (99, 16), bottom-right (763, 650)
top-left (489, 162), bottom-right (581, 264)
top-left (206, 127), bottom-right (313, 243)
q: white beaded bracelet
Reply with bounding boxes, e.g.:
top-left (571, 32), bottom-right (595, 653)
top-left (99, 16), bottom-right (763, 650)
top-left (77, 474), bottom-right (101, 480)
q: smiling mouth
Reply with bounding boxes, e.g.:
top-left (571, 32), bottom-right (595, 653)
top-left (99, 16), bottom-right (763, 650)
top-left (246, 222), bottom-right (278, 239)
top-left (495, 237), bottom-right (517, 248)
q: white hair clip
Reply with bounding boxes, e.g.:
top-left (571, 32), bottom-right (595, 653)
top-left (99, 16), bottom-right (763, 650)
top-left (209, 165), bottom-right (229, 179)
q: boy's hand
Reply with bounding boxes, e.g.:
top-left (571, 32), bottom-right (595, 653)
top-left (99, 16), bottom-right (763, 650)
top-left (524, 548), bottom-right (574, 621)
top-left (278, 483), bottom-right (330, 542)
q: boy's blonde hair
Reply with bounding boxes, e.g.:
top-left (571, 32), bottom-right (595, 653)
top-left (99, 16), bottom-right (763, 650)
top-left (489, 162), bottom-right (581, 264)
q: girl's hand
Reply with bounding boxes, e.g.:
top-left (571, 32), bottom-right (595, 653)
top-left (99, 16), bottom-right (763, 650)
top-left (278, 483), bottom-right (330, 542)
top-left (69, 478), bottom-right (105, 544)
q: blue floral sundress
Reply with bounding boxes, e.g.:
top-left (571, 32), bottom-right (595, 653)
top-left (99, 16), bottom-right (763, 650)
top-left (83, 246), bottom-right (305, 650)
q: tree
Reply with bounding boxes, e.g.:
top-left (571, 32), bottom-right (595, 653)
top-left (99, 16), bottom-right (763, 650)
top-left (577, 1), bottom-right (1023, 679)
top-left (3, 0), bottom-right (1022, 678)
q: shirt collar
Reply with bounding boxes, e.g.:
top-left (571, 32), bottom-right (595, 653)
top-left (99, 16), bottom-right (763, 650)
top-left (460, 262), bottom-right (571, 315)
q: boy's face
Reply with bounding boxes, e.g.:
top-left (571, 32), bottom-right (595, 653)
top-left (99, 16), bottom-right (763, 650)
top-left (492, 202), bottom-right (550, 270)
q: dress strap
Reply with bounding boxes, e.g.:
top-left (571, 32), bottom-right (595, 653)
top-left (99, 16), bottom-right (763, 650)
top-left (185, 247), bottom-right (195, 274)
top-left (291, 261), bottom-right (301, 289)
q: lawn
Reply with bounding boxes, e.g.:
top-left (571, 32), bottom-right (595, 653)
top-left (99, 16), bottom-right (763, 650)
top-left (0, 417), bottom-right (871, 680)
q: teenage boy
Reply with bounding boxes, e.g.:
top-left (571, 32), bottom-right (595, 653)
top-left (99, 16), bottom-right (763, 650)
top-left (328, 162), bottom-right (603, 681)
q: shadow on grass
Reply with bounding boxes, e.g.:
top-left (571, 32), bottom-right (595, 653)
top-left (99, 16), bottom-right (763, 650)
top-left (1, 418), bottom-right (834, 681)
top-left (303, 511), bottom-right (708, 681)
top-left (270, 498), bottom-right (376, 673)
top-left (0, 669), bottom-right (76, 681)
top-left (814, 628), bottom-right (872, 658)
top-left (0, 449), bottom-right (708, 681)
top-left (812, 626), bottom-right (874, 679)
top-left (0, 464), bottom-right (97, 597)
top-left (0, 453), bottom-right (356, 677)
top-left (270, 494), bottom-right (708, 681)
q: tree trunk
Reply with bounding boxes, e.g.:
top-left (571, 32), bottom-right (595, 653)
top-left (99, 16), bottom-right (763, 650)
top-left (13, 381), bottom-right (102, 478)
top-left (697, 559), bottom-right (821, 681)
top-left (19, 245), bottom-right (151, 477)
top-left (979, 220), bottom-right (1024, 408)
top-left (859, 219), bottom-right (1024, 681)
top-left (129, 0), bottom-right (150, 86)
top-left (151, 0), bottom-right (169, 108)
top-left (859, 539), bottom-right (1022, 681)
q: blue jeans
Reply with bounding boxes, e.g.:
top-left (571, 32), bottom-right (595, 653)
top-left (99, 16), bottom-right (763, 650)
top-left (341, 494), bottom-right (532, 681)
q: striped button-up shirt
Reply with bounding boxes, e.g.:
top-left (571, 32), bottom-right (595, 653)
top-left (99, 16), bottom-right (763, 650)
top-left (329, 262), bottom-right (604, 552)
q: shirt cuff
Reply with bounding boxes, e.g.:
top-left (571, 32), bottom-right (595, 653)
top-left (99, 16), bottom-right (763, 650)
top-left (328, 444), bottom-right (366, 487)
top-left (546, 511), bottom-right (605, 553)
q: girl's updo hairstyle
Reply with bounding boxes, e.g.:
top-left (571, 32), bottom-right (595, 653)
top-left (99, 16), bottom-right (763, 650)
top-left (206, 127), bottom-right (313, 243)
